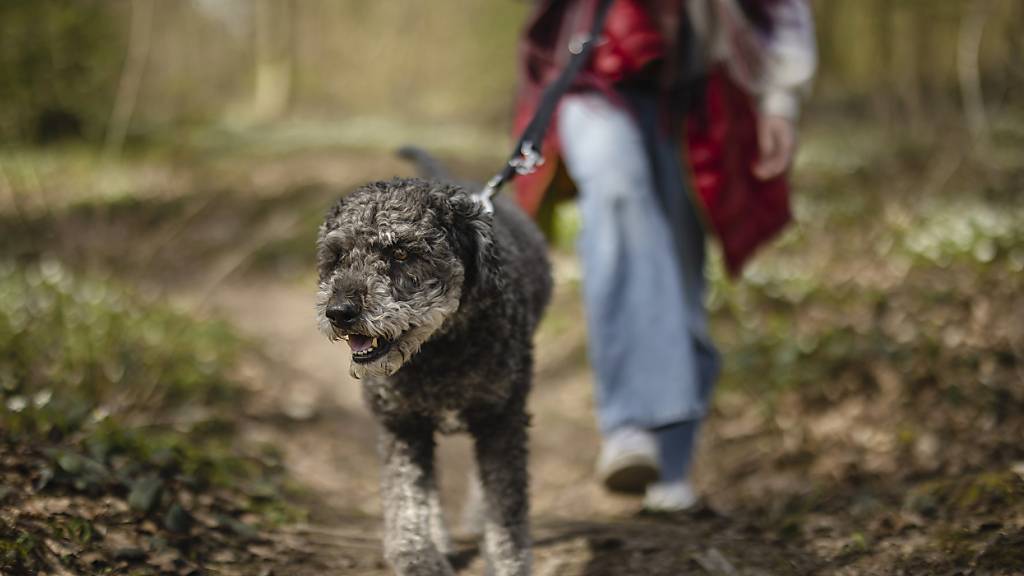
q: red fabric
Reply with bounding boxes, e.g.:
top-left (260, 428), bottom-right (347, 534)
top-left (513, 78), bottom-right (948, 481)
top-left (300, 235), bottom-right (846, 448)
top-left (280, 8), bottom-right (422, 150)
top-left (590, 0), bottom-right (665, 83)
top-left (513, 0), bottom-right (793, 277)
top-left (686, 69), bottom-right (791, 277)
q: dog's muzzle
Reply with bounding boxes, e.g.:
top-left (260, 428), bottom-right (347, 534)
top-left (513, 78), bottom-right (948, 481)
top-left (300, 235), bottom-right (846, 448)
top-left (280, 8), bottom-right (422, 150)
top-left (325, 302), bottom-right (360, 328)
top-left (325, 301), bottom-right (394, 363)
top-left (339, 332), bottom-right (393, 363)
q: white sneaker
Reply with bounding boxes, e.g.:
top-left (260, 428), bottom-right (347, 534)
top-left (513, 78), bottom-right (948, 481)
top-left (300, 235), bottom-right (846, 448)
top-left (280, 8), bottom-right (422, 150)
top-left (596, 427), bottom-right (660, 494)
top-left (643, 480), bottom-right (699, 513)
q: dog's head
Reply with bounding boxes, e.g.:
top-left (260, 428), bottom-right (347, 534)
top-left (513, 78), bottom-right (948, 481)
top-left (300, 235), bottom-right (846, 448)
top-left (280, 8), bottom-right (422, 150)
top-left (315, 178), bottom-right (498, 379)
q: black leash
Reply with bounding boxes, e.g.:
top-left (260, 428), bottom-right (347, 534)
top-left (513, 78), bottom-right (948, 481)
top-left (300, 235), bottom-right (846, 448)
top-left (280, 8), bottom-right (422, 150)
top-left (476, 0), bottom-right (616, 212)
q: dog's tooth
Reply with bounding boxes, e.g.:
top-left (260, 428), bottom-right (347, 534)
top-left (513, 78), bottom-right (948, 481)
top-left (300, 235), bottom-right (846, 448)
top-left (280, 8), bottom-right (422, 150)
top-left (371, 337), bottom-right (379, 348)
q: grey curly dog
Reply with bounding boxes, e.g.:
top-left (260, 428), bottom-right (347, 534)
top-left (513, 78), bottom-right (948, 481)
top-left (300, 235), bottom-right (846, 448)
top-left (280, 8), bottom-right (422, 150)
top-left (315, 159), bottom-right (551, 575)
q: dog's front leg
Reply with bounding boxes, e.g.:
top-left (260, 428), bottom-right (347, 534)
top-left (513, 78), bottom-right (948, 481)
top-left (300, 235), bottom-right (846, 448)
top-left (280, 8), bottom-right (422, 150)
top-left (379, 422), bottom-right (454, 576)
top-left (427, 474), bottom-right (452, 556)
top-left (471, 406), bottom-right (531, 576)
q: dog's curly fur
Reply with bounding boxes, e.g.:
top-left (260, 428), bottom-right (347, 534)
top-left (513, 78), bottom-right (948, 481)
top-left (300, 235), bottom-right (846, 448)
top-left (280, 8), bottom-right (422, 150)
top-left (316, 176), bottom-right (551, 575)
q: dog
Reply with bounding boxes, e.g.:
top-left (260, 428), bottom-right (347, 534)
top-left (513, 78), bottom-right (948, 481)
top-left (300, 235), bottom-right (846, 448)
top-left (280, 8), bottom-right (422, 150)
top-left (315, 154), bottom-right (551, 575)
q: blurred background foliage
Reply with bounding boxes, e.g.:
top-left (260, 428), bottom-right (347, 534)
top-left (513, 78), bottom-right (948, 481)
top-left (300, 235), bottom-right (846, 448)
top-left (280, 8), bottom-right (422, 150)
top-left (0, 0), bottom-right (1021, 147)
top-left (1, 1), bottom-right (1023, 573)
top-left (0, 1), bottom-right (124, 143)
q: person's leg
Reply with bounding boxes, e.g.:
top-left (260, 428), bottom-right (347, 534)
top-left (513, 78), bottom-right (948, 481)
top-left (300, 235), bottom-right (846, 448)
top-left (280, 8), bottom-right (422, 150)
top-left (557, 93), bottom-right (712, 493)
top-left (639, 421), bottom-right (699, 510)
top-left (629, 90), bottom-right (720, 509)
top-left (558, 93), bottom-right (706, 433)
top-left (654, 421), bottom-right (698, 483)
top-left (644, 337), bottom-right (719, 510)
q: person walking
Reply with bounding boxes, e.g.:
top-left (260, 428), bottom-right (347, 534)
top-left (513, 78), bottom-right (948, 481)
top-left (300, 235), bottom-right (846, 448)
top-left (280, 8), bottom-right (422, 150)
top-left (513, 0), bottom-right (817, 511)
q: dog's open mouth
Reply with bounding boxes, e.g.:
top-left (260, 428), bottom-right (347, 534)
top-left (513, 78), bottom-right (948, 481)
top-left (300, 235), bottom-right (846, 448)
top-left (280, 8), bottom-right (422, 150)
top-left (342, 333), bottom-right (393, 363)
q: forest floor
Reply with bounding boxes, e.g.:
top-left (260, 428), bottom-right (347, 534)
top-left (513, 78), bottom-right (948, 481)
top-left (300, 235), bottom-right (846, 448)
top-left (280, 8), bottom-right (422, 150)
top-left (2, 116), bottom-right (1023, 575)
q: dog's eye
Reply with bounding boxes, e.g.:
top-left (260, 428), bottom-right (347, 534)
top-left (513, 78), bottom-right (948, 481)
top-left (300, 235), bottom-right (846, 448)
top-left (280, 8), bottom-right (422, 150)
top-left (392, 248), bottom-right (408, 262)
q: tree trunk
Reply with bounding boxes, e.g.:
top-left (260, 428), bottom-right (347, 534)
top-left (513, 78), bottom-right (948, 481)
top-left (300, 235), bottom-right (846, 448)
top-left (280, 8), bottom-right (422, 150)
top-left (958, 0), bottom-right (994, 150)
top-left (104, 0), bottom-right (155, 158)
top-left (250, 0), bottom-right (294, 123)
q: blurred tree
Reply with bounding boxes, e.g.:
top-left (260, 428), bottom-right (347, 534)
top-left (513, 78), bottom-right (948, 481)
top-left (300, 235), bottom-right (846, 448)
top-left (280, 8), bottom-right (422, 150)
top-left (958, 0), bottom-right (995, 151)
top-left (0, 0), bottom-right (124, 144)
top-left (105, 0), bottom-right (156, 157)
top-left (249, 0), bottom-right (295, 123)
top-left (0, 0), bottom-right (1021, 147)
top-left (810, 0), bottom-right (1021, 128)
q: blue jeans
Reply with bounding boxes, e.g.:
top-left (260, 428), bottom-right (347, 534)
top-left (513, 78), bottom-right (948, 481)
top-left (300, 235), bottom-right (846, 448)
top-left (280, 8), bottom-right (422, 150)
top-left (557, 92), bottom-right (720, 437)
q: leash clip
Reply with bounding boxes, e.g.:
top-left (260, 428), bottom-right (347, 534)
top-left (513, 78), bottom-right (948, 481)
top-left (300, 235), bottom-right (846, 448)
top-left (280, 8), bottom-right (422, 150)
top-left (508, 141), bottom-right (545, 176)
top-left (474, 141), bottom-right (544, 215)
top-left (474, 175), bottom-right (502, 215)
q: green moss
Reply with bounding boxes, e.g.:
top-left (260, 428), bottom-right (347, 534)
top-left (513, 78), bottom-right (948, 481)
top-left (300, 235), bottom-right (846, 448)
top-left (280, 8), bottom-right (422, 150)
top-left (0, 260), bottom-right (295, 541)
top-left (50, 516), bottom-right (97, 546)
top-left (0, 259), bottom-right (240, 436)
top-left (955, 472), bottom-right (1024, 511)
top-left (933, 526), bottom-right (978, 566)
top-left (0, 521), bottom-right (43, 573)
top-left (907, 471), bottom-right (1024, 517)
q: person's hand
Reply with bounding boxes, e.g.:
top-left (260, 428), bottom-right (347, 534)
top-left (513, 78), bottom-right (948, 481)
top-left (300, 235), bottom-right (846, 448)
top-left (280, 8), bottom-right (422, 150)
top-left (753, 115), bottom-right (797, 180)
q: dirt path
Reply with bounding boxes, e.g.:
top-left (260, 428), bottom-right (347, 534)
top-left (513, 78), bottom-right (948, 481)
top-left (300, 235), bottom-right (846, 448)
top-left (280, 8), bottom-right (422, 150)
top-left (126, 146), bottom-right (1024, 575)
top-left (2, 145), bottom-right (827, 573)
top-left (198, 268), bottom-right (816, 575)
top-left (193, 247), bottom-right (1024, 576)
top-left (6, 141), bottom-right (1021, 573)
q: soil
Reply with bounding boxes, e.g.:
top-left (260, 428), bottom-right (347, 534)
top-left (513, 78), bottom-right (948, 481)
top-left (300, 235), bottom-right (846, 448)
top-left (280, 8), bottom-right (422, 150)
top-left (4, 142), bottom-right (1023, 575)
top-left (199, 250), bottom-right (1024, 576)
top-left (201, 272), bottom-right (823, 576)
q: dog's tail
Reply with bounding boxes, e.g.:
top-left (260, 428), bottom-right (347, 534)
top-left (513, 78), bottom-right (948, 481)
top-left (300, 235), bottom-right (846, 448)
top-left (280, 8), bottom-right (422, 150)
top-left (397, 146), bottom-right (453, 182)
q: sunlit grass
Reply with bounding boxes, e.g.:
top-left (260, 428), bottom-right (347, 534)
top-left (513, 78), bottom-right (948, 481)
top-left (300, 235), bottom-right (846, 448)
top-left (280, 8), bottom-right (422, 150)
top-left (0, 260), bottom-right (299, 573)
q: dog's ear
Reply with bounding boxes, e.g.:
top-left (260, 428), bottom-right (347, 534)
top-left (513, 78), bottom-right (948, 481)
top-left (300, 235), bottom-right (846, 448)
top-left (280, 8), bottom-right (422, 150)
top-left (316, 199), bottom-right (346, 281)
top-left (446, 190), bottom-right (502, 292)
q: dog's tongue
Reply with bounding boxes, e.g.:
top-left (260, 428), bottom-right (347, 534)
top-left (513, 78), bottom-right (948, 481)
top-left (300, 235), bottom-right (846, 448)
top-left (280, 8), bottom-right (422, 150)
top-left (347, 335), bottom-right (373, 354)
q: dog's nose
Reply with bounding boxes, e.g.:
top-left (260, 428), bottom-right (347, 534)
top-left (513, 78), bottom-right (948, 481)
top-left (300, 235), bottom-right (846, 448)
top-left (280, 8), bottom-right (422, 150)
top-left (326, 302), bottom-right (360, 327)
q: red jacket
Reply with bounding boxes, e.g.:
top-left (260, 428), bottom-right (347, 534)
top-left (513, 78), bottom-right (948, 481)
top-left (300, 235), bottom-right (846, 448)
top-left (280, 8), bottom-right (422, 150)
top-left (514, 0), bottom-right (792, 277)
